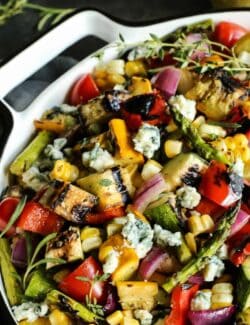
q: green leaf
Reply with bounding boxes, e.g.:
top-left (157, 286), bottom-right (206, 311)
top-left (207, 120), bottom-right (241, 129)
top-left (0, 196), bottom-right (27, 238)
top-left (99, 179), bottom-right (112, 187)
top-left (51, 9), bottom-right (74, 26)
top-left (30, 232), bottom-right (57, 266)
top-left (37, 12), bottom-right (52, 31)
top-left (29, 258), bottom-right (66, 272)
top-left (23, 232), bottom-right (33, 265)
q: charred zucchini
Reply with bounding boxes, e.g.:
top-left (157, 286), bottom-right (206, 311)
top-left (45, 226), bottom-right (83, 269)
top-left (52, 183), bottom-right (97, 223)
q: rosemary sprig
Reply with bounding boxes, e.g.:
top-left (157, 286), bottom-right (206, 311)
top-left (0, 0), bottom-right (75, 30)
top-left (207, 120), bottom-right (242, 129)
top-left (22, 232), bottom-right (65, 289)
top-left (0, 195), bottom-right (27, 238)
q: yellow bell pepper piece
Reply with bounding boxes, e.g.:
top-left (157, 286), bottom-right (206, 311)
top-left (127, 204), bottom-right (149, 223)
top-left (19, 318), bottom-right (50, 325)
top-left (50, 160), bottom-right (79, 182)
top-left (99, 234), bottom-right (139, 283)
top-left (109, 119), bottom-right (144, 165)
top-left (49, 309), bottom-right (73, 325)
top-left (129, 76), bottom-right (152, 95)
top-left (125, 60), bottom-right (146, 77)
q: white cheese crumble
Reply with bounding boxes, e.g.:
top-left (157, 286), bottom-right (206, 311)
top-left (44, 137), bottom-right (67, 160)
top-left (154, 224), bottom-right (182, 247)
top-left (203, 256), bottom-right (225, 282)
top-left (133, 123), bottom-right (161, 159)
top-left (134, 309), bottom-right (153, 325)
top-left (191, 291), bottom-right (212, 311)
top-left (82, 143), bottom-right (115, 172)
top-left (122, 213), bottom-right (153, 258)
top-left (169, 95), bottom-right (197, 121)
top-left (232, 158), bottom-right (244, 177)
top-left (105, 59), bottom-right (125, 75)
top-left (216, 244), bottom-right (228, 260)
top-left (22, 166), bottom-right (48, 191)
top-left (103, 249), bottom-right (120, 274)
top-left (13, 302), bottom-right (48, 322)
top-left (176, 185), bottom-right (201, 209)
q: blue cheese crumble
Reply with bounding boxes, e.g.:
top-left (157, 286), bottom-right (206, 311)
top-left (22, 166), bottom-right (49, 191)
top-left (122, 213), bottom-right (153, 258)
top-left (154, 224), bottom-right (182, 247)
top-left (103, 249), bottom-right (120, 274)
top-left (191, 291), bottom-right (212, 311)
top-left (203, 256), bottom-right (225, 282)
top-left (134, 309), bottom-right (153, 325)
top-left (44, 137), bottom-right (67, 160)
top-left (13, 302), bottom-right (48, 322)
top-left (176, 185), bottom-right (201, 209)
top-left (133, 123), bottom-right (161, 159)
top-left (169, 95), bottom-right (197, 121)
top-left (82, 143), bottom-right (114, 172)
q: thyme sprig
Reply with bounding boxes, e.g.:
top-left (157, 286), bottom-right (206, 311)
top-left (0, 0), bottom-right (75, 30)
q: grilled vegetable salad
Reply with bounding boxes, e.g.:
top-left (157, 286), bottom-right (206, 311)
top-left (2, 19), bottom-right (250, 325)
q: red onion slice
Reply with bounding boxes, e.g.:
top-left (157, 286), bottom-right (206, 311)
top-left (188, 306), bottom-right (236, 325)
top-left (230, 208), bottom-right (250, 237)
top-left (153, 67), bottom-right (181, 99)
top-left (139, 246), bottom-right (168, 280)
top-left (11, 236), bottom-right (27, 268)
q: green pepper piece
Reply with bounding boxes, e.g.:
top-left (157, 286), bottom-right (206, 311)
top-left (25, 268), bottom-right (55, 300)
top-left (0, 238), bottom-right (23, 305)
top-left (46, 290), bottom-right (97, 323)
top-left (162, 202), bottom-right (240, 293)
top-left (10, 130), bottom-right (53, 176)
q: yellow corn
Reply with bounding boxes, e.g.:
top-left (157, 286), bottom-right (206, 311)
top-left (241, 147), bottom-right (250, 162)
top-left (50, 160), bottom-right (79, 182)
top-left (106, 222), bottom-right (124, 237)
top-left (49, 309), bottom-right (73, 325)
top-left (192, 115), bottom-right (206, 129)
top-left (188, 214), bottom-right (214, 236)
top-left (125, 60), bottom-right (146, 77)
top-left (211, 282), bottom-right (233, 309)
top-left (166, 119), bottom-right (178, 133)
top-left (106, 311), bottom-right (124, 325)
top-left (122, 318), bottom-right (139, 325)
top-left (129, 76), bottom-right (152, 95)
top-left (185, 232), bottom-right (197, 254)
top-left (80, 226), bottom-right (102, 252)
top-left (242, 100), bottom-right (250, 118)
top-left (107, 73), bottom-right (126, 85)
top-left (19, 319), bottom-right (50, 325)
top-left (233, 133), bottom-right (249, 147)
top-left (164, 140), bottom-right (183, 158)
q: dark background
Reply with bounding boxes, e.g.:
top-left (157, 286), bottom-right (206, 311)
top-left (0, 0), bottom-right (212, 323)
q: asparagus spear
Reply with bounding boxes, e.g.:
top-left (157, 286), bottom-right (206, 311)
top-left (162, 201), bottom-right (240, 293)
top-left (46, 290), bottom-right (97, 323)
top-left (0, 238), bottom-right (23, 305)
top-left (10, 130), bottom-right (53, 176)
top-left (170, 106), bottom-right (230, 165)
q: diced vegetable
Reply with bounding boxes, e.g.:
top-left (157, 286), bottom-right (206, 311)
top-left (69, 74), bottom-right (100, 105)
top-left (11, 236), bottom-right (27, 268)
top-left (49, 309), bottom-right (73, 325)
top-left (117, 281), bottom-right (158, 310)
top-left (153, 67), bottom-right (181, 99)
top-left (17, 201), bottom-right (64, 235)
top-left (0, 197), bottom-right (20, 236)
top-left (0, 238), bottom-right (23, 305)
top-left (106, 310), bottom-right (124, 325)
top-left (188, 306), bottom-right (236, 325)
top-left (214, 21), bottom-right (248, 48)
top-left (81, 226), bottom-right (103, 252)
top-left (10, 130), bottom-right (53, 176)
top-left (34, 119), bottom-right (66, 134)
top-left (50, 160), bottom-right (79, 183)
top-left (129, 76), bottom-right (152, 95)
top-left (25, 268), bottom-right (55, 300)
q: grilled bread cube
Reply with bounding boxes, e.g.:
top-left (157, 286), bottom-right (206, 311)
top-left (46, 226), bottom-right (83, 269)
top-left (117, 281), bottom-right (158, 311)
top-left (52, 183), bottom-right (97, 223)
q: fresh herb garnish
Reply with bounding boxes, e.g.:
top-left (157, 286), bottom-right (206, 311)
top-left (207, 120), bottom-right (242, 129)
top-left (99, 179), bottom-right (113, 187)
top-left (0, 196), bottom-right (27, 238)
top-left (22, 232), bottom-right (65, 289)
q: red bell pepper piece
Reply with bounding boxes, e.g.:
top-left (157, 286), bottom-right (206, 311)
top-left (17, 201), bottom-right (64, 235)
top-left (59, 256), bottom-right (107, 303)
top-left (0, 197), bottom-right (20, 236)
top-left (199, 161), bottom-right (241, 207)
top-left (214, 21), bottom-right (248, 48)
top-left (123, 111), bottom-right (143, 131)
top-left (230, 250), bottom-right (246, 267)
top-left (165, 284), bottom-right (199, 325)
top-left (68, 74), bottom-right (100, 105)
top-left (196, 197), bottom-right (224, 218)
top-left (85, 207), bottom-right (125, 225)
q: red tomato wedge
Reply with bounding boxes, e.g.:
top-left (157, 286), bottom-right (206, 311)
top-left (214, 21), bottom-right (248, 48)
top-left (17, 201), bottom-right (64, 235)
top-left (0, 197), bottom-right (20, 236)
top-left (68, 74), bottom-right (100, 105)
top-left (59, 256), bottom-right (107, 303)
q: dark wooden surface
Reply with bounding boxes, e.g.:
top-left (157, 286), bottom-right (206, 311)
top-left (0, 0), bottom-right (211, 323)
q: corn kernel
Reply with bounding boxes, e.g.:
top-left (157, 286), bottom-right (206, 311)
top-left (49, 309), bottom-right (73, 325)
top-left (233, 133), bottom-right (248, 147)
top-left (94, 68), bottom-right (107, 79)
top-left (125, 60), bottom-right (146, 77)
top-left (224, 137), bottom-right (236, 151)
top-left (188, 215), bottom-right (204, 236)
top-left (185, 232), bottom-right (197, 254)
top-left (211, 293), bottom-right (233, 309)
top-left (106, 311), bottom-right (124, 325)
top-left (241, 147), bottom-right (250, 162)
top-left (164, 140), bottom-right (183, 158)
top-left (192, 115), bottom-right (206, 129)
top-left (166, 119), bottom-right (178, 133)
top-left (50, 160), bottom-right (79, 182)
top-left (107, 73), bottom-right (126, 85)
top-left (212, 282), bottom-right (233, 294)
top-left (200, 214), bottom-right (214, 233)
top-left (211, 140), bottom-right (227, 153)
top-left (81, 226), bottom-right (102, 252)
top-left (95, 77), bottom-right (107, 89)
top-left (129, 76), bottom-right (152, 95)
top-left (141, 159), bottom-right (163, 181)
